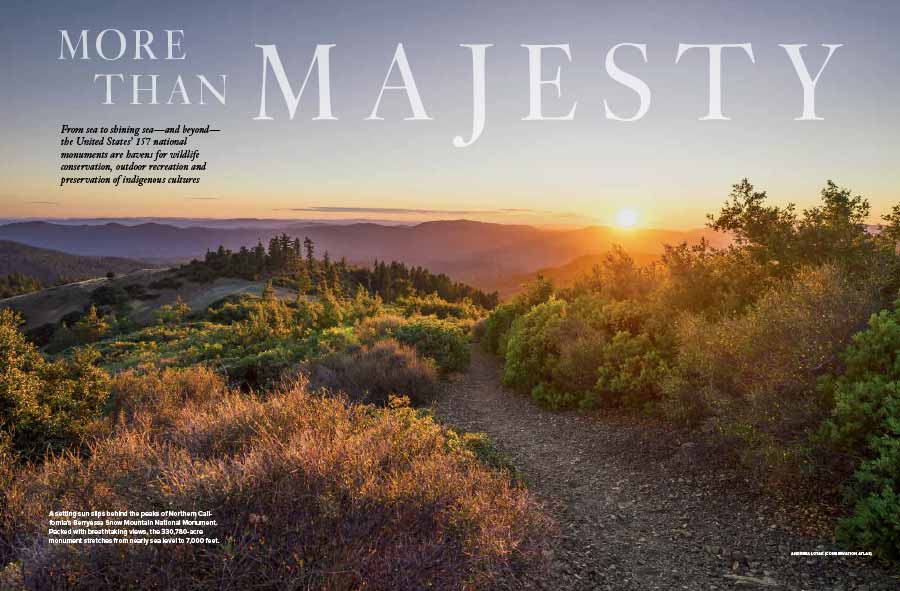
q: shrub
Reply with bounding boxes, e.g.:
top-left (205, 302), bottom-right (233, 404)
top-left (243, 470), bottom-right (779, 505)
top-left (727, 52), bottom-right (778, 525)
top-left (355, 313), bottom-right (406, 345)
top-left (397, 293), bottom-right (482, 320)
top-left (124, 283), bottom-right (153, 300)
top-left (482, 303), bottom-right (519, 356)
top-left (317, 289), bottom-right (344, 329)
top-left (311, 326), bottom-right (358, 354)
top-left (0, 381), bottom-right (545, 590)
top-left (305, 339), bottom-right (438, 406)
top-left (502, 299), bottom-right (567, 403)
top-left (0, 310), bottom-right (110, 461)
top-left (592, 332), bottom-right (670, 409)
top-left (70, 305), bottom-right (109, 343)
top-left (343, 286), bottom-right (383, 324)
top-left (502, 295), bottom-right (672, 410)
top-left (155, 297), bottom-right (190, 325)
top-left (550, 332), bottom-right (605, 397)
top-left (665, 265), bottom-right (880, 474)
top-left (356, 314), bottom-right (470, 373)
top-left (514, 275), bottom-right (554, 310)
top-left (231, 298), bottom-right (303, 343)
top-left (148, 276), bottom-right (184, 291)
top-left (564, 246), bottom-right (660, 302)
top-left (89, 284), bottom-right (129, 307)
top-left (107, 365), bottom-right (227, 430)
top-left (394, 316), bottom-right (471, 373)
top-left (226, 345), bottom-right (313, 389)
top-left (206, 294), bottom-right (258, 323)
top-left (178, 263), bottom-right (217, 283)
top-left (45, 306), bottom-right (112, 353)
top-left (661, 239), bottom-right (772, 317)
top-left (821, 300), bottom-right (900, 562)
top-left (530, 295), bottom-right (627, 406)
top-left (24, 323), bottom-right (56, 348)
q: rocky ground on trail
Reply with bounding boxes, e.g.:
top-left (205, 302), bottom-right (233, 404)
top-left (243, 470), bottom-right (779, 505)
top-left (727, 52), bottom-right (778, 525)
top-left (434, 346), bottom-right (899, 591)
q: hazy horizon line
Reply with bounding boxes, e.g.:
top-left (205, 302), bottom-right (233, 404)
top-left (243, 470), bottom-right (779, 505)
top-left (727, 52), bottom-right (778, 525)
top-left (0, 215), bottom-right (719, 233)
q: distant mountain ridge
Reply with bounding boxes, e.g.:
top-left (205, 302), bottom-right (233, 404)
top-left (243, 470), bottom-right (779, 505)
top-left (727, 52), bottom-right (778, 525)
top-left (0, 220), bottom-right (729, 290)
top-left (0, 240), bottom-right (153, 284)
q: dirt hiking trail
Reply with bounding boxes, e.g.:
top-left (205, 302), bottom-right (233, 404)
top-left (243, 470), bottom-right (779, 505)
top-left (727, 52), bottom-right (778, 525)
top-left (435, 346), bottom-right (898, 591)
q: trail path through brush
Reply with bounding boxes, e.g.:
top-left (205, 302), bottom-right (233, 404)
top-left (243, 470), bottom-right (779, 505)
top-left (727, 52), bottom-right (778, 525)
top-left (435, 346), bottom-right (898, 591)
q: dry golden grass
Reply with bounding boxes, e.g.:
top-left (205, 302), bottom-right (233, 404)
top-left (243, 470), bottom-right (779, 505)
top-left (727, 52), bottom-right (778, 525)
top-left (1, 367), bottom-right (545, 590)
top-left (304, 339), bottom-right (438, 406)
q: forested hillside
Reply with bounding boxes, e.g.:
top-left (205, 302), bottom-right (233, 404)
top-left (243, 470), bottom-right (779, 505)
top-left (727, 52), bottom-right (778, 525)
top-left (0, 273), bottom-right (41, 299)
top-left (0, 240), bottom-right (151, 285)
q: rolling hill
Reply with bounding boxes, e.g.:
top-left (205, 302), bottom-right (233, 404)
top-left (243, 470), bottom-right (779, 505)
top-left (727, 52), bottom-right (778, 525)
top-left (0, 269), bottom-right (297, 331)
top-left (0, 240), bottom-right (157, 284)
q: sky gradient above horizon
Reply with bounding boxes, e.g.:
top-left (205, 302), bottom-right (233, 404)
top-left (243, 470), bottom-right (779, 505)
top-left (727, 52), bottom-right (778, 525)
top-left (1, 0), bottom-right (899, 229)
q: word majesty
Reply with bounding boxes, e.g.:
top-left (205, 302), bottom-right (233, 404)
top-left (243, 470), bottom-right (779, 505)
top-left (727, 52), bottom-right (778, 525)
top-left (60, 30), bottom-right (842, 148)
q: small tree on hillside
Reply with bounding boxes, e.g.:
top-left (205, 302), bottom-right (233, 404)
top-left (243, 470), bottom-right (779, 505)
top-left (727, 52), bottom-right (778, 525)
top-left (156, 297), bottom-right (190, 325)
top-left (72, 305), bottom-right (109, 343)
top-left (262, 281), bottom-right (277, 301)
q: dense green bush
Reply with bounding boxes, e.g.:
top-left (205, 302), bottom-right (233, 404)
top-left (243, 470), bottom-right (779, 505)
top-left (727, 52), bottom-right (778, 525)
top-left (592, 332), bottom-right (670, 409)
top-left (394, 316), bottom-right (471, 373)
top-left (478, 277), bottom-right (560, 358)
top-left (355, 313), bottom-right (406, 344)
top-left (0, 309), bottom-right (110, 461)
top-left (397, 292), bottom-right (482, 320)
top-left (94, 296), bottom-right (323, 388)
top-left (821, 300), bottom-right (900, 562)
top-left (342, 285), bottom-right (384, 324)
top-left (500, 295), bottom-right (672, 410)
top-left (502, 299), bottom-right (568, 405)
top-left (515, 275), bottom-right (554, 309)
top-left (660, 239), bottom-right (771, 316)
top-left (481, 303), bottom-right (519, 356)
top-left (89, 283), bottom-right (130, 307)
top-left (205, 294), bottom-right (255, 323)
top-left (354, 313), bottom-right (471, 373)
top-left (94, 291), bottom-right (468, 389)
top-left (317, 288), bottom-right (345, 328)
top-left (665, 265), bottom-right (880, 477)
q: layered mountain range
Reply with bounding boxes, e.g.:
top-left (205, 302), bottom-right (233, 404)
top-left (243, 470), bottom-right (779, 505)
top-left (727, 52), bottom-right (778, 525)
top-left (0, 219), bottom-right (728, 294)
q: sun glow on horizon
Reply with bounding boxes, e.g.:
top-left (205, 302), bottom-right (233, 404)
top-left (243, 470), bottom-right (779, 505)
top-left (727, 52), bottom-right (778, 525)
top-left (615, 208), bottom-right (639, 229)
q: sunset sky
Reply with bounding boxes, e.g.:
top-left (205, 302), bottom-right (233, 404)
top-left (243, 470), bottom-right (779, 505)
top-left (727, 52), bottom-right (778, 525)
top-left (1, 0), bottom-right (899, 228)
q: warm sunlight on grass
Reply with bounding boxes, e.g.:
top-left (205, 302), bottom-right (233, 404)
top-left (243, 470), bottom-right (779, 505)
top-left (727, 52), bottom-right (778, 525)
top-left (615, 208), bottom-right (639, 229)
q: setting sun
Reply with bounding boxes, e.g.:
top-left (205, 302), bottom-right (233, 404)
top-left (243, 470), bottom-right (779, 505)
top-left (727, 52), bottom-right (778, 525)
top-left (615, 208), bottom-right (639, 229)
